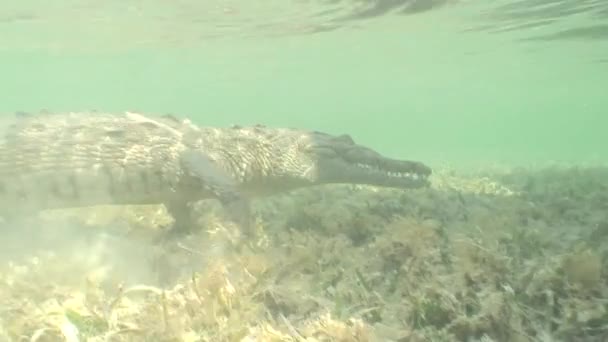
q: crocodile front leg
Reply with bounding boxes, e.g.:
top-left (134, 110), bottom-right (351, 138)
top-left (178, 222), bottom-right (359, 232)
top-left (163, 199), bottom-right (197, 235)
top-left (163, 150), bottom-right (252, 237)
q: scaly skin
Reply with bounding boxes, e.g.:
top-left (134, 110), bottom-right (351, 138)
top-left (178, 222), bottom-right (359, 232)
top-left (187, 123), bottom-right (431, 194)
top-left (0, 111), bottom-right (431, 235)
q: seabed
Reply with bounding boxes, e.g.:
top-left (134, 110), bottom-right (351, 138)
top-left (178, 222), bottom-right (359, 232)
top-left (1, 164), bottom-right (607, 341)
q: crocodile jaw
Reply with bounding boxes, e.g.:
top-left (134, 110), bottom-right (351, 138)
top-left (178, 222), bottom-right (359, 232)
top-left (310, 154), bottom-right (431, 188)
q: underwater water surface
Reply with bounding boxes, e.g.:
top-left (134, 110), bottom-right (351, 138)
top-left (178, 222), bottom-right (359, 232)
top-left (0, 0), bottom-right (606, 167)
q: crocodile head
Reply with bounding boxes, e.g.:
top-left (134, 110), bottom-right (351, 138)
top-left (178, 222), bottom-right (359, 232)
top-left (190, 125), bottom-right (431, 195)
top-left (296, 131), bottom-right (432, 189)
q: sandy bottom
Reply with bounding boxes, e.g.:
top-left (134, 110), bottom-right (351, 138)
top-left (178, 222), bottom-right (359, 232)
top-left (0, 165), bottom-right (607, 341)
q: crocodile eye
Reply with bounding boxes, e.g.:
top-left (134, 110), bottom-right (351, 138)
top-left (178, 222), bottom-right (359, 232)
top-left (336, 134), bottom-right (354, 144)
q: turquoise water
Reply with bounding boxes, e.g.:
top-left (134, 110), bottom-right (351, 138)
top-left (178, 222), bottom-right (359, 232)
top-left (1, 1), bottom-right (606, 167)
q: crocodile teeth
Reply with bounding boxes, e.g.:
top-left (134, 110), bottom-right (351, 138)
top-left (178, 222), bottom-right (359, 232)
top-left (354, 162), bottom-right (429, 181)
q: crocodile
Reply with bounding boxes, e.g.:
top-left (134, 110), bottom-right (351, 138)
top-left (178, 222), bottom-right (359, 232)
top-left (0, 111), bottom-right (431, 237)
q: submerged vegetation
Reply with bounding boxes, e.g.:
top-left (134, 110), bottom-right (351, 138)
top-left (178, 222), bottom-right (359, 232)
top-left (1, 165), bottom-right (607, 341)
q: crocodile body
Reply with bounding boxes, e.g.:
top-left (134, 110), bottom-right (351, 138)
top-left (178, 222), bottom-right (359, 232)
top-left (0, 111), bottom-right (431, 236)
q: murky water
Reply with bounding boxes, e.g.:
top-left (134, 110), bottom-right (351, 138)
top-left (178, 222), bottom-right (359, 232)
top-left (1, 2), bottom-right (608, 341)
top-left (1, 0), bottom-right (606, 166)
